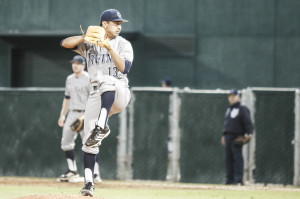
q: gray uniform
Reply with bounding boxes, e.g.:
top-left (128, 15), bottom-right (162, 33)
top-left (61, 72), bottom-right (90, 151)
top-left (75, 36), bottom-right (133, 154)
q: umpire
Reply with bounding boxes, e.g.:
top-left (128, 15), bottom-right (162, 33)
top-left (221, 89), bottom-right (253, 185)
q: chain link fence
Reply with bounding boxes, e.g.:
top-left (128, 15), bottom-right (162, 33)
top-left (0, 88), bottom-right (119, 179)
top-left (131, 90), bottom-right (170, 180)
top-left (118, 87), bottom-right (300, 186)
top-left (179, 92), bottom-right (228, 183)
top-left (254, 90), bottom-right (295, 185)
top-left (1, 87), bottom-right (300, 186)
top-left (0, 88), bottom-right (64, 177)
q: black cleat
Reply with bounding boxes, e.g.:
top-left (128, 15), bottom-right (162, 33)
top-left (85, 126), bottom-right (110, 147)
top-left (81, 182), bottom-right (94, 196)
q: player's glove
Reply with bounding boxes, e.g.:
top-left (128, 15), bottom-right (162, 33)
top-left (234, 135), bottom-right (251, 146)
top-left (70, 114), bottom-right (84, 132)
top-left (82, 26), bottom-right (108, 47)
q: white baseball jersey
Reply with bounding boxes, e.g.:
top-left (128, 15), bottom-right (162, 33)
top-left (65, 71), bottom-right (90, 110)
top-left (74, 36), bottom-right (134, 86)
top-left (75, 36), bottom-right (133, 155)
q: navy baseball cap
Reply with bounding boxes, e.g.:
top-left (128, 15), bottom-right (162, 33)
top-left (70, 55), bottom-right (86, 64)
top-left (100, 9), bottom-right (128, 26)
top-left (162, 77), bottom-right (172, 87)
top-left (228, 89), bottom-right (239, 95)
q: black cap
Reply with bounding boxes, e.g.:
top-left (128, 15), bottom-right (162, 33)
top-left (70, 55), bottom-right (86, 64)
top-left (100, 9), bottom-right (128, 26)
top-left (162, 77), bottom-right (172, 87)
top-left (229, 89), bottom-right (239, 95)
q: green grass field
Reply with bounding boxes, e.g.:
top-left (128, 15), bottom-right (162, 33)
top-left (1, 177), bottom-right (300, 199)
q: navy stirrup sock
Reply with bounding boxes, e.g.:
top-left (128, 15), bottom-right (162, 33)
top-left (96, 91), bottom-right (115, 128)
top-left (65, 150), bottom-right (75, 160)
top-left (84, 152), bottom-right (96, 173)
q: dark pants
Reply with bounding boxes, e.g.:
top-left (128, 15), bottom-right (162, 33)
top-left (225, 135), bottom-right (244, 184)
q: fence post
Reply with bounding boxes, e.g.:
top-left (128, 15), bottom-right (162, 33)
top-left (117, 90), bottom-right (135, 180)
top-left (168, 88), bottom-right (181, 182)
top-left (126, 91), bottom-right (135, 180)
top-left (241, 88), bottom-right (256, 184)
top-left (117, 108), bottom-right (127, 180)
top-left (294, 89), bottom-right (300, 186)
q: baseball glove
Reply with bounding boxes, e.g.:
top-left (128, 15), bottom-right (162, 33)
top-left (82, 26), bottom-right (108, 47)
top-left (234, 135), bottom-right (251, 146)
top-left (70, 114), bottom-right (84, 132)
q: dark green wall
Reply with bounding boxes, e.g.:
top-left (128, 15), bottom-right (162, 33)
top-left (5, 36), bottom-right (76, 87)
top-left (0, 0), bottom-right (143, 33)
top-left (0, 0), bottom-right (300, 89)
top-left (0, 39), bottom-right (10, 86)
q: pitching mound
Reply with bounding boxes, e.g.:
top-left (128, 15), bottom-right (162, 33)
top-left (13, 195), bottom-right (103, 199)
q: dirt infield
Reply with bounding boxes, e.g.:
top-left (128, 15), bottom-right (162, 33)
top-left (12, 195), bottom-right (102, 199)
top-left (1, 176), bottom-right (300, 199)
top-left (1, 177), bottom-right (300, 192)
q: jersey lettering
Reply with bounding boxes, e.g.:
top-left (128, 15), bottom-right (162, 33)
top-left (76, 36), bottom-right (133, 85)
top-left (88, 53), bottom-right (113, 67)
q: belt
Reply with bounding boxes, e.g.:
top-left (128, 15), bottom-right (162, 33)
top-left (224, 132), bottom-right (244, 136)
top-left (72, 110), bottom-right (85, 112)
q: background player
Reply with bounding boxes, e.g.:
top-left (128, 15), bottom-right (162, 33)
top-left (57, 55), bottom-right (102, 183)
top-left (61, 9), bottom-right (133, 196)
top-left (221, 89), bottom-right (253, 185)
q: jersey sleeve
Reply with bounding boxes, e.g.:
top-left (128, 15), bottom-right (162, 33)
top-left (119, 40), bottom-right (134, 74)
top-left (120, 41), bottom-right (134, 63)
top-left (64, 78), bottom-right (71, 98)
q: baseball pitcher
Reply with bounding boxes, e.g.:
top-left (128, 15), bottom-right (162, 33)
top-left (61, 9), bottom-right (133, 196)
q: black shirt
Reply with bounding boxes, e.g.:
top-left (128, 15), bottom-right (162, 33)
top-left (223, 102), bottom-right (253, 135)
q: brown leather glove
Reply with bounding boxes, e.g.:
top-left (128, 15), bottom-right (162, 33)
top-left (83, 26), bottom-right (108, 47)
top-left (234, 135), bottom-right (251, 146)
top-left (70, 114), bottom-right (84, 132)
